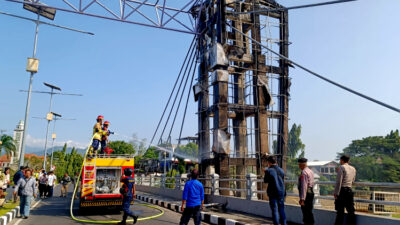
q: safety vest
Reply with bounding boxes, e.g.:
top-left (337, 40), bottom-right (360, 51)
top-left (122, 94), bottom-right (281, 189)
top-left (93, 122), bottom-right (103, 140)
top-left (101, 127), bottom-right (108, 141)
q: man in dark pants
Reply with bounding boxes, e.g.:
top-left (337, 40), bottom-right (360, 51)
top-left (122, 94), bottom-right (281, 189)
top-left (334, 155), bottom-right (356, 225)
top-left (297, 158), bottom-right (315, 225)
top-left (179, 169), bottom-right (204, 225)
top-left (13, 166), bottom-right (26, 203)
top-left (264, 156), bottom-right (287, 225)
top-left (118, 168), bottom-right (138, 225)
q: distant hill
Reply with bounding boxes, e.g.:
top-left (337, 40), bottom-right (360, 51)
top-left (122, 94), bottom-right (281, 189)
top-left (25, 146), bottom-right (86, 156)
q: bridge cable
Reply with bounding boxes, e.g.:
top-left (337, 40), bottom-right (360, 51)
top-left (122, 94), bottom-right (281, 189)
top-left (157, 42), bottom-right (198, 144)
top-left (149, 37), bottom-right (196, 147)
top-left (166, 48), bottom-right (199, 143)
top-left (227, 23), bottom-right (400, 114)
top-left (178, 50), bottom-right (199, 144)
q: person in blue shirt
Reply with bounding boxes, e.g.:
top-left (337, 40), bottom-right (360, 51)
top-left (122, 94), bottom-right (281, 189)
top-left (118, 168), bottom-right (138, 225)
top-left (13, 166), bottom-right (26, 203)
top-left (179, 169), bottom-right (204, 225)
top-left (264, 156), bottom-right (287, 225)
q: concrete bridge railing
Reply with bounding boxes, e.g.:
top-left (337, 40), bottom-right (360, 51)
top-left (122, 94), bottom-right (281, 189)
top-left (135, 174), bottom-right (400, 225)
top-left (136, 173), bottom-right (400, 208)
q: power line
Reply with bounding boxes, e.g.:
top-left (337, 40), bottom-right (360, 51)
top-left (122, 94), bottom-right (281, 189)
top-left (19, 90), bottom-right (83, 96)
top-left (0, 10), bottom-right (94, 35)
top-left (227, 23), bottom-right (400, 114)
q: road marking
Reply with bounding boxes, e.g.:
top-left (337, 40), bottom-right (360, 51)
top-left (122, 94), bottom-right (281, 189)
top-left (13, 199), bottom-right (42, 225)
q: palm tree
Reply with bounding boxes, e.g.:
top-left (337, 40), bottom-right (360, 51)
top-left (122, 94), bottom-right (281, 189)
top-left (0, 135), bottom-right (16, 159)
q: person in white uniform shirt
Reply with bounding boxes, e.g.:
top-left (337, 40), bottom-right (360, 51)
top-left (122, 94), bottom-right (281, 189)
top-left (46, 171), bottom-right (57, 198)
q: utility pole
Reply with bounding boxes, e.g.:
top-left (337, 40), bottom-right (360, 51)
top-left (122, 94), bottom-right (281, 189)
top-left (42, 83), bottom-right (60, 169)
top-left (49, 114), bottom-right (75, 170)
top-left (19, 13), bottom-right (40, 168)
top-left (32, 112), bottom-right (76, 170)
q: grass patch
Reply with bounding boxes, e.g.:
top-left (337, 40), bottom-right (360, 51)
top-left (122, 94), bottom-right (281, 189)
top-left (0, 201), bottom-right (18, 217)
top-left (393, 214), bottom-right (400, 218)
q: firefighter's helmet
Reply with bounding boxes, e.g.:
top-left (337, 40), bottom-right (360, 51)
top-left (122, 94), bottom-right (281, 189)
top-left (124, 168), bottom-right (133, 176)
top-left (104, 121), bottom-right (110, 126)
top-left (97, 115), bottom-right (104, 120)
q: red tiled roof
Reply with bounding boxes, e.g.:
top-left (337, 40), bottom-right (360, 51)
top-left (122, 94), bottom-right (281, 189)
top-left (24, 153), bottom-right (44, 159)
top-left (0, 153), bottom-right (44, 163)
top-left (0, 155), bottom-right (10, 162)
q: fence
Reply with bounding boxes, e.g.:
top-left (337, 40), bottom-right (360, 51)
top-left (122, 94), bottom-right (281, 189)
top-left (135, 173), bottom-right (400, 216)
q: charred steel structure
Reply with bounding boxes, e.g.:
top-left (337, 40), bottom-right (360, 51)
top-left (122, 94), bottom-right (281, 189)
top-left (193, 0), bottom-right (289, 197)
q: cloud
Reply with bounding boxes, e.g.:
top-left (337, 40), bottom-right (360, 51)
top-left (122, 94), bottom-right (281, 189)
top-left (25, 135), bottom-right (87, 149)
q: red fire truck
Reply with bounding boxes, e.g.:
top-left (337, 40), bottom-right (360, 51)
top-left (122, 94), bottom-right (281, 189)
top-left (79, 154), bottom-right (134, 210)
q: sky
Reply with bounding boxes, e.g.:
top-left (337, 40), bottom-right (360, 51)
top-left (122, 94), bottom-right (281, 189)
top-left (0, 0), bottom-right (399, 161)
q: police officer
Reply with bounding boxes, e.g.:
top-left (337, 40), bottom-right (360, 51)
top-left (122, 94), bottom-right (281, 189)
top-left (334, 155), bottom-right (356, 225)
top-left (118, 168), bottom-right (138, 225)
top-left (297, 158), bottom-right (314, 225)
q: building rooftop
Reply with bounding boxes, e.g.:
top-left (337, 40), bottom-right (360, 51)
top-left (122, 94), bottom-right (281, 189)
top-left (307, 160), bottom-right (337, 166)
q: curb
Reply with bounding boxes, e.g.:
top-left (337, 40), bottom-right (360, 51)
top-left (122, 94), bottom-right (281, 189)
top-left (135, 194), bottom-right (249, 225)
top-left (0, 206), bottom-right (19, 225)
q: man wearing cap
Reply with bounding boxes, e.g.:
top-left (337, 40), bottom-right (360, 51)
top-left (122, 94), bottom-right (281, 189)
top-left (334, 155), bottom-right (356, 225)
top-left (297, 158), bottom-right (314, 225)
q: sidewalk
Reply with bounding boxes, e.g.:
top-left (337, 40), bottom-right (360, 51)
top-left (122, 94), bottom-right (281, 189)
top-left (136, 191), bottom-right (299, 225)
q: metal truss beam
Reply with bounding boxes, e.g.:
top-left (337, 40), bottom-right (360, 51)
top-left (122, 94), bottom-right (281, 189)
top-left (5, 0), bottom-right (200, 34)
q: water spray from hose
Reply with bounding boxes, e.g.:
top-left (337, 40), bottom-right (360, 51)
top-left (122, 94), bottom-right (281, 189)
top-left (114, 133), bottom-right (199, 163)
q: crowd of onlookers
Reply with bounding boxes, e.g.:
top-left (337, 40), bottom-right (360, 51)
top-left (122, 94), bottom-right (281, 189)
top-left (8, 166), bottom-right (73, 219)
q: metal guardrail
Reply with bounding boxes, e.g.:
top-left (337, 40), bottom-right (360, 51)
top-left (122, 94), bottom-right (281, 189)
top-left (95, 154), bottom-right (135, 159)
top-left (135, 174), bottom-right (400, 208)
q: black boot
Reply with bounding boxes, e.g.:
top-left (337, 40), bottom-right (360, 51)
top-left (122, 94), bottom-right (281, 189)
top-left (118, 213), bottom-right (128, 225)
top-left (132, 215), bottom-right (138, 224)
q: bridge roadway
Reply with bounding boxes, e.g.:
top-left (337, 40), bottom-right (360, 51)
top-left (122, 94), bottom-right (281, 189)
top-left (7, 185), bottom-right (207, 225)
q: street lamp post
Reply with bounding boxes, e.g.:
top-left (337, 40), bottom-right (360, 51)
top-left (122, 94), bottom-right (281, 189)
top-left (18, 13), bottom-right (40, 168)
top-left (32, 113), bottom-right (75, 170)
top-left (42, 83), bottom-right (61, 170)
top-left (49, 112), bottom-right (64, 170)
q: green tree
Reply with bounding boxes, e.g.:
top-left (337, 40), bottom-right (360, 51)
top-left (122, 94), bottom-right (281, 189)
top-left (337, 130), bottom-right (400, 182)
top-left (142, 146), bottom-right (159, 159)
top-left (52, 144), bottom-right (84, 180)
top-left (24, 155), bottom-right (43, 169)
top-left (273, 124), bottom-right (306, 191)
top-left (288, 124), bottom-right (305, 158)
top-left (0, 135), bottom-right (16, 159)
top-left (175, 142), bottom-right (198, 159)
top-left (108, 141), bottom-right (136, 155)
top-left (54, 144), bottom-right (67, 179)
